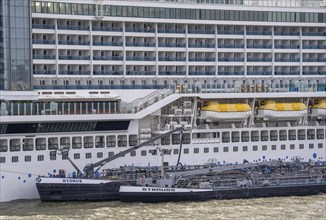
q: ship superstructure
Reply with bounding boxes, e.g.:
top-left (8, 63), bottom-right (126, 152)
top-left (0, 0), bottom-right (325, 202)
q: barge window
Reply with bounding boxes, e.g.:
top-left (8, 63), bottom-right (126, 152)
top-left (204, 148), bottom-right (209, 153)
top-left (0, 140), bottom-right (8, 152)
top-left (309, 144), bottom-right (314, 149)
top-left (97, 152), bottom-right (103, 158)
top-left (85, 153), bottom-right (92, 159)
top-left (130, 151), bottom-right (136, 157)
top-left (223, 147), bottom-right (228, 152)
top-left (184, 148), bottom-right (189, 154)
top-left (252, 145), bottom-right (258, 151)
top-left (290, 144), bottom-right (295, 150)
top-left (271, 145), bottom-right (276, 150)
top-left (141, 150), bottom-right (147, 156)
top-left (233, 146), bottom-right (238, 152)
top-left (213, 147), bottom-right (219, 153)
top-left (25, 156), bottom-right (31, 162)
top-left (50, 153), bottom-right (56, 160)
top-left (299, 144), bottom-right (304, 149)
top-left (108, 152), bottom-right (114, 157)
top-left (281, 145), bottom-right (286, 150)
top-left (12, 156), bottom-right (18, 163)
top-left (173, 149), bottom-right (179, 155)
top-left (318, 143), bottom-right (323, 149)
top-left (242, 146), bottom-right (248, 152)
top-left (0, 157), bottom-right (5, 163)
top-left (262, 145), bottom-right (267, 151)
top-left (74, 153), bottom-right (80, 159)
top-left (37, 155), bottom-right (44, 161)
top-left (194, 148), bottom-right (199, 154)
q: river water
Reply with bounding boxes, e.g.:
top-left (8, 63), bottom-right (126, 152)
top-left (0, 195), bottom-right (325, 220)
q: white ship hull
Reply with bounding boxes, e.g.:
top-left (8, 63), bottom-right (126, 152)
top-left (257, 110), bottom-right (307, 120)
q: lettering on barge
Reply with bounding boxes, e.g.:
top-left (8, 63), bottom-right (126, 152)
top-left (62, 179), bottom-right (82, 183)
top-left (142, 188), bottom-right (176, 192)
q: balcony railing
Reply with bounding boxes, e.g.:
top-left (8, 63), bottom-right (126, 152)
top-left (158, 71), bottom-right (186, 75)
top-left (126, 57), bottom-right (156, 61)
top-left (274, 71), bottom-right (300, 75)
top-left (189, 43), bottom-right (215, 48)
top-left (57, 25), bottom-right (90, 31)
top-left (33, 55), bottom-right (56, 59)
top-left (275, 58), bottom-right (300, 62)
top-left (188, 30), bottom-right (215, 35)
top-left (217, 30), bottom-right (244, 35)
top-left (275, 45), bottom-right (300, 49)
top-left (32, 39), bottom-right (56, 44)
top-left (158, 43), bottom-right (186, 47)
top-left (247, 71), bottom-right (272, 75)
top-left (32, 24), bottom-right (55, 29)
top-left (58, 40), bottom-right (90, 45)
top-left (59, 71), bottom-right (90, 75)
top-left (247, 58), bottom-right (273, 62)
top-left (302, 71), bottom-right (326, 75)
top-left (126, 71), bottom-right (156, 75)
top-left (189, 57), bottom-right (216, 62)
top-left (157, 29), bottom-right (185, 34)
top-left (247, 44), bottom-right (272, 49)
top-left (93, 71), bottom-right (123, 75)
top-left (93, 56), bottom-right (123, 61)
top-left (218, 44), bottom-right (244, 48)
top-left (158, 57), bottom-right (186, 61)
top-left (302, 45), bottom-right (326, 49)
top-left (302, 32), bottom-right (326, 36)
top-left (59, 55), bottom-right (90, 60)
top-left (188, 71), bottom-right (215, 76)
top-left (93, 42), bottom-right (123, 46)
top-left (218, 58), bottom-right (244, 62)
top-left (33, 70), bottom-right (56, 75)
top-left (92, 26), bottom-right (123, 32)
top-left (303, 58), bottom-right (326, 62)
top-left (246, 31), bottom-right (272, 35)
top-left (126, 42), bottom-right (156, 47)
top-left (125, 27), bottom-right (155, 33)
top-left (274, 31), bottom-right (300, 36)
top-left (218, 71), bottom-right (244, 75)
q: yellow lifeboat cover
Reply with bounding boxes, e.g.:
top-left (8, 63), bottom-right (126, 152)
top-left (259, 100), bottom-right (307, 111)
top-left (312, 100), bottom-right (326, 109)
top-left (201, 102), bottom-right (251, 112)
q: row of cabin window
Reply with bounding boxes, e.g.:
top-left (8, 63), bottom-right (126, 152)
top-left (1, 143), bottom-right (323, 164)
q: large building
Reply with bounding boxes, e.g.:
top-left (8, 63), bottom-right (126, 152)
top-left (0, 0), bottom-right (32, 91)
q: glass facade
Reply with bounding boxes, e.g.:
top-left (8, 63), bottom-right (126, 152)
top-left (0, 0), bottom-right (32, 91)
top-left (31, 1), bottom-right (326, 23)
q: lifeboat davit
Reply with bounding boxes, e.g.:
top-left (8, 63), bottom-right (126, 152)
top-left (200, 101), bottom-right (251, 122)
top-left (257, 100), bottom-right (307, 120)
top-left (310, 99), bottom-right (326, 119)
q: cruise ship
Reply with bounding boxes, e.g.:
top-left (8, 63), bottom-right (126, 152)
top-left (0, 0), bottom-right (325, 202)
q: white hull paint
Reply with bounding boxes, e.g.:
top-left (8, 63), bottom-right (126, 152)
top-left (200, 111), bottom-right (251, 122)
top-left (257, 110), bottom-right (307, 120)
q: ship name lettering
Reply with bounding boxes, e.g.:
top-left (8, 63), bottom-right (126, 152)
top-left (62, 179), bottom-right (82, 183)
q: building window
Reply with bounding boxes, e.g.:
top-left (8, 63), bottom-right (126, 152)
top-left (271, 145), bottom-right (276, 150)
top-left (318, 143), bottom-right (323, 149)
top-left (309, 144), bottom-right (314, 149)
top-left (37, 155), bottom-right (44, 161)
top-left (194, 148), bottom-right (199, 154)
top-left (184, 148), bottom-right (189, 154)
top-left (12, 156), bottom-right (18, 163)
top-left (299, 144), bottom-right (304, 149)
top-left (242, 146), bottom-right (248, 151)
top-left (223, 147), bottom-right (228, 152)
top-left (213, 147), bottom-right (219, 153)
top-left (262, 145), bottom-right (267, 151)
top-left (97, 152), bottom-right (103, 158)
top-left (130, 151), bottom-right (136, 157)
top-left (86, 153), bottom-right (92, 159)
top-left (290, 144), bottom-right (295, 150)
top-left (74, 153), bottom-right (80, 159)
top-left (25, 156), bottom-right (32, 162)
top-left (281, 145), bottom-right (286, 150)
top-left (0, 157), bottom-right (5, 163)
top-left (141, 150), bottom-right (147, 156)
top-left (173, 149), bottom-right (179, 154)
top-left (233, 146), bottom-right (238, 152)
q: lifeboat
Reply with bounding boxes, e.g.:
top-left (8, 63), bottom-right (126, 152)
top-left (257, 100), bottom-right (307, 120)
top-left (310, 99), bottom-right (326, 119)
top-left (200, 101), bottom-right (251, 122)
